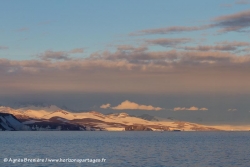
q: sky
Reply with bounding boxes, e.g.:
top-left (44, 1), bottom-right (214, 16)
top-left (1, 0), bottom-right (250, 125)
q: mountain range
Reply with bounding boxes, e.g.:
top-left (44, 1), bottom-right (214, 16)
top-left (0, 105), bottom-right (249, 131)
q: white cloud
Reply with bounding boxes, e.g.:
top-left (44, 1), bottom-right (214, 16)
top-left (174, 106), bottom-right (208, 111)
top-left (111, 100), bottom-right (162, 111)
top-left (100, 103), bottom-right (111, 109)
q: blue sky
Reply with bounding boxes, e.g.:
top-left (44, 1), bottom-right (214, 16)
top-left (1, 0), bottom-right (250, 59)
top-left (1, 0), bottom-right (250, 124)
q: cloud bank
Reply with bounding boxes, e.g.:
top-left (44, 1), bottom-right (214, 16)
top-left (1, 46), bottom-right (250, 95)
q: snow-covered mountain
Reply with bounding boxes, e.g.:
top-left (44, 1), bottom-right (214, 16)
top-left (0, 105), bottom-right (227, 131)
top-left (0, 113), bottom-right (26, 131)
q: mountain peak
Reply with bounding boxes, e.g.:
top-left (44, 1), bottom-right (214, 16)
top-left (137, 114), bottom-right (159, 121)
top-left (51, 110), bottom-right (69, 115)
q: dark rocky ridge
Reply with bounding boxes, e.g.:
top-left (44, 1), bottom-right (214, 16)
top-left (125, 125), bottom-right (153, 131)
top-left (137, 114), bottom-right (159, 121)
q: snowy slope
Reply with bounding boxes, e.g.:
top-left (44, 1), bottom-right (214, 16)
top-left (0, 113), bottom-right (24, 130)
top-left (42, 110), bottom-right (77, 120)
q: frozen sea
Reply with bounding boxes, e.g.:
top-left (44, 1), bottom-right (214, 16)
top-left (1, 132), bottom-right (250, 167)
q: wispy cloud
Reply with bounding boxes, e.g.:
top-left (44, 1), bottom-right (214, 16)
top-left (220, 4), bottom-right (232, 8)
top-left (130, 9), bottom-right (250, 35)
top-left (235, 0), bottom-right (250, 4)
top-left (38, 48), bottom-right (84, 61)
top-left (174, 106), bottom-right (208, 111)
top-left (38, 50), bottom-right (71, 61)
top-left (228, 108), bottom-right (237, 111)
top-left (130, 26), bottom-right (209, 36)
top-left (184, 41), bottom-right (249, 51)
top-left (100, 103), bottom-right (111, 109)
top-left (146, 38), bottom-right (191, 47)
top-left (220, 0), bottom-right (250, 8)
top-left (70, 48), bottom-right (84, 54)
top-left (116, 45), bottom-right (148, 52)
top-left (38, 20), bottom-right (54, 26)
top-left (0, 46), bottom-right (8, 50)
top-left (17, 27), bottom-right (29, 32)
top-left (213, 9), bottom-right (250, 33)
